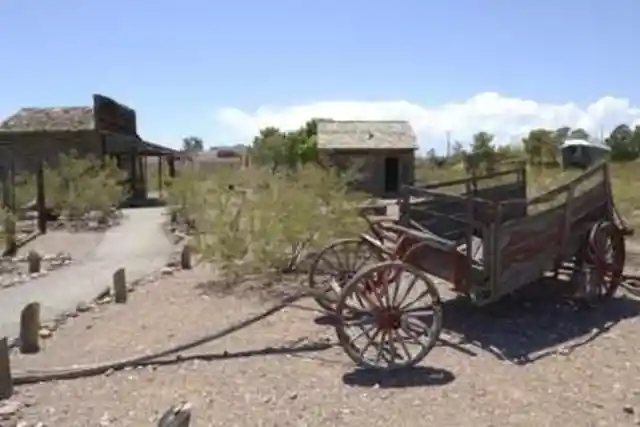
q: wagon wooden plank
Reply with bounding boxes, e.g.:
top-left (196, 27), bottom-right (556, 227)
top-left (494, 206), bottom-right (565, 299)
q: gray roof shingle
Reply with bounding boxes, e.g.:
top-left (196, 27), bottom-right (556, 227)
top-left (316, 120), bottom-right (417, 150)
top-left (0, 106), bottom-right (94, 132)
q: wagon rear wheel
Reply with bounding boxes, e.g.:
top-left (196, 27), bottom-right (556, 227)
top-left (583, 221), bottom-right (626, 301)
top-left (335, 260), bottom-right (443, 370)
top-left (308, 238), bottom-right (386, 311)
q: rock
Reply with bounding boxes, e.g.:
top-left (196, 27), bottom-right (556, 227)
top-left (0, 400), bottom-right (22, 417)
top-left (624, 405), bottom-right (635, 414)
top-left (97, 296), bottom-right (112, 305)
top-left (75, 302), bottom-right (90, 313)
top-left (161, 267), bottom-right (174, 276)
top-left (38, 327), bottom-right (52, 339)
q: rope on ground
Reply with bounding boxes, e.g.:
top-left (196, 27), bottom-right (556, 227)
top-left (10, 267), bottom-right (640, 385)
top-left (12, 289), bottom-right (323, 385)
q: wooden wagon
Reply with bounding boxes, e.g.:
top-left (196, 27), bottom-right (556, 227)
top-left (308, 162), bottom-right (632, 370)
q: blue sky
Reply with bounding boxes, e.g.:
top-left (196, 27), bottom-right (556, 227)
top-left (2, 0), bottom-right (640, 152)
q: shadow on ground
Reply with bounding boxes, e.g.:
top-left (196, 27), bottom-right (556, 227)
top-left (315, 276), bottom-right (640, 366)
top-left (342, 366), bottom-right (455, 388)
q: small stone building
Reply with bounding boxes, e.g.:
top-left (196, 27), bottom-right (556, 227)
top-left (561, 139), bottom-right (610, 170)
top-left (316, 120), bottom-right (417, 197)
top-left (0, 94), bottom-right (176, 201)
top-left (176, 146), bottom-right (250, 173)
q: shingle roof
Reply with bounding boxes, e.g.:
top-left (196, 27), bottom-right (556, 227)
top-left (0, 106), bottom-right (94, 132)
top-left (316, 120), bottom-right (417, 150)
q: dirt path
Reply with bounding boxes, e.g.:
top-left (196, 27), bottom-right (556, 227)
top-left (5, 248), bottom-right (640, 427)
top-left (0, 207), bottom-right (174, 340)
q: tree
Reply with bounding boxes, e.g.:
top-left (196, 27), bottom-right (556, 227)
top-left (250, 120), bottom-right (319, 172)
top-left (606, 124), bottom-right (640, 161)
top-left (522, 128), bottom-right (557, 166)
top-left (182, 136), bottom-right (204, 152)
top-left (465, 132), bottom-right (497, 173)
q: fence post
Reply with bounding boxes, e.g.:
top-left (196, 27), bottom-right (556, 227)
top-left (157, 402), bottom-right (192, 427)
top-left (0, 337), bottom-right (12, 400)
top-left (113, 268), bottom-right (127, 304)
top-left (19, 302), bottom-right (40, 354)
top-left (180, 245), bottom-right (192, 270)
top-left (36, 162), bottom-right (47, 234)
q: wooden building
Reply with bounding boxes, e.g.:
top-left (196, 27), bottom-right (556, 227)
top-left (0, 94), bottom-right (177, 202)
top-left (316, 120), bottom-right (417, 197)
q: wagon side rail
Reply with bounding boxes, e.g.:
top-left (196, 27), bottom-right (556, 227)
top-left (488, 162), bottom-right (612, 304)
top-left (413, 162), bottom-right (526, 192)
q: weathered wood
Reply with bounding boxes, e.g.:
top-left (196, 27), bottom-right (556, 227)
top-left (0, 337), bottom-right (12, 400)
top-left (27, 250), bottom-right (41, 274)
top-left (411, 164), bottom-right (525, 192)
top-left (36, 162), bottom-right (47, 234)
top-left (493, 172), bottom-right (611, 301)
top-left (19, 302), bottom-right (40, 354)
top-left (180, 245), bottom-right (192, 270)
top-left (112, 268), bottom-right (127, 304)
top-left (157, 402), bottom-right (192, 427)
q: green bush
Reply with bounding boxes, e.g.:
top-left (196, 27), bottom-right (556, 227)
top-left (45, 151), bottom-right (127, 218)
top-left (168, 165), bottom-right (367, 281)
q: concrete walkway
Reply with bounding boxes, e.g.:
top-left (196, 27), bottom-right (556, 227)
top-left (0, 207), bottom-right (174, 340)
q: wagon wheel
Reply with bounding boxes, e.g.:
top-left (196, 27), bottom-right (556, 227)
top-left (308, 238), bottom-right (387, 312)
top-left (335, 260), bottom-right (443, 370)
top-left (582, 221), bottom-right (626, 301)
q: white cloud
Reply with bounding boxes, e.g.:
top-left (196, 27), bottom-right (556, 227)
top-left (214, 92), bottom-right (640, 154)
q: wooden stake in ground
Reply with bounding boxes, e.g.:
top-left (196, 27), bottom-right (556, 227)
top-left (36, 162), bottom-right (47, 234)
top-left (27, 250), bottom-right (41, 274)
top-left (157, 402), bottom-right (192, 427)
top-left (180, 245), bottom-right (192, 270)
top-left (0, 337), bottom-right (12, 400)
top-left (113, 268), bottom-right (127, 304)
top-left (19, 302), bottom-right (40, 354)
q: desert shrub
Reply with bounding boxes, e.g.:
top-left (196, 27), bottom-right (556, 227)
top-left (45, 151), bottom-right (127, 218)
top-left (168, 164), bottom-right (367, 281)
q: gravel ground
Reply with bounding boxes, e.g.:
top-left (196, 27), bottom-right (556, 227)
top-left (4, 248), bottom-right (640, 427)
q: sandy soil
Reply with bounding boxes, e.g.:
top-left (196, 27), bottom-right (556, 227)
top-left (3, 245), bottom-right (640, 427)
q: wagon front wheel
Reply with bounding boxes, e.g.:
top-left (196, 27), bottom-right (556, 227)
top-left (308, 238), bottom-right (386, 311)
top-left (335, 260), bottom-right (443, 370)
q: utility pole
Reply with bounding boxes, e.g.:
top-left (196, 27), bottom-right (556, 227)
top-left (446, 131), bottom-right (451, 158)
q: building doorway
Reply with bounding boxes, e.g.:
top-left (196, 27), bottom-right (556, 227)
top-left (384, 157), bottom-right (400, 194)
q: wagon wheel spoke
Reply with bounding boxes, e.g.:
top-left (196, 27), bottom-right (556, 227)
top-left (357, 327), bottom-right (382, 359)
top-left (400, 286), bottom-right (437, 311)
top-left (394, 274), bottom-right (419, 308)
top-left (335, 261), bottom-right (442, 370)
top-left (373, 330), bottom-right (392, 365)
top-left (391, 329), bottom-right (413, 361)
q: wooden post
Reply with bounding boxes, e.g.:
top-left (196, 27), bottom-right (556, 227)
top-left (113, 268), bottom-right (127, 303)
top-left (2, 165), bottom-right (16, 257)
top-left (180, 245), bottom-right (192, 270)
top-left (0, 337), bottom-right (12, 400)
top-left (158, 156), bottom-right (163, 198)
top-left (19, 302), bottom-right (40, 354)
top-left (27, 250), bottom-right (41, 274)
top-left (36, 162), bottom-right (47, 234)
top-left (168, 156), bottom-right (176, 179)
top-left (157, 402), bottom-right (192, 427)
